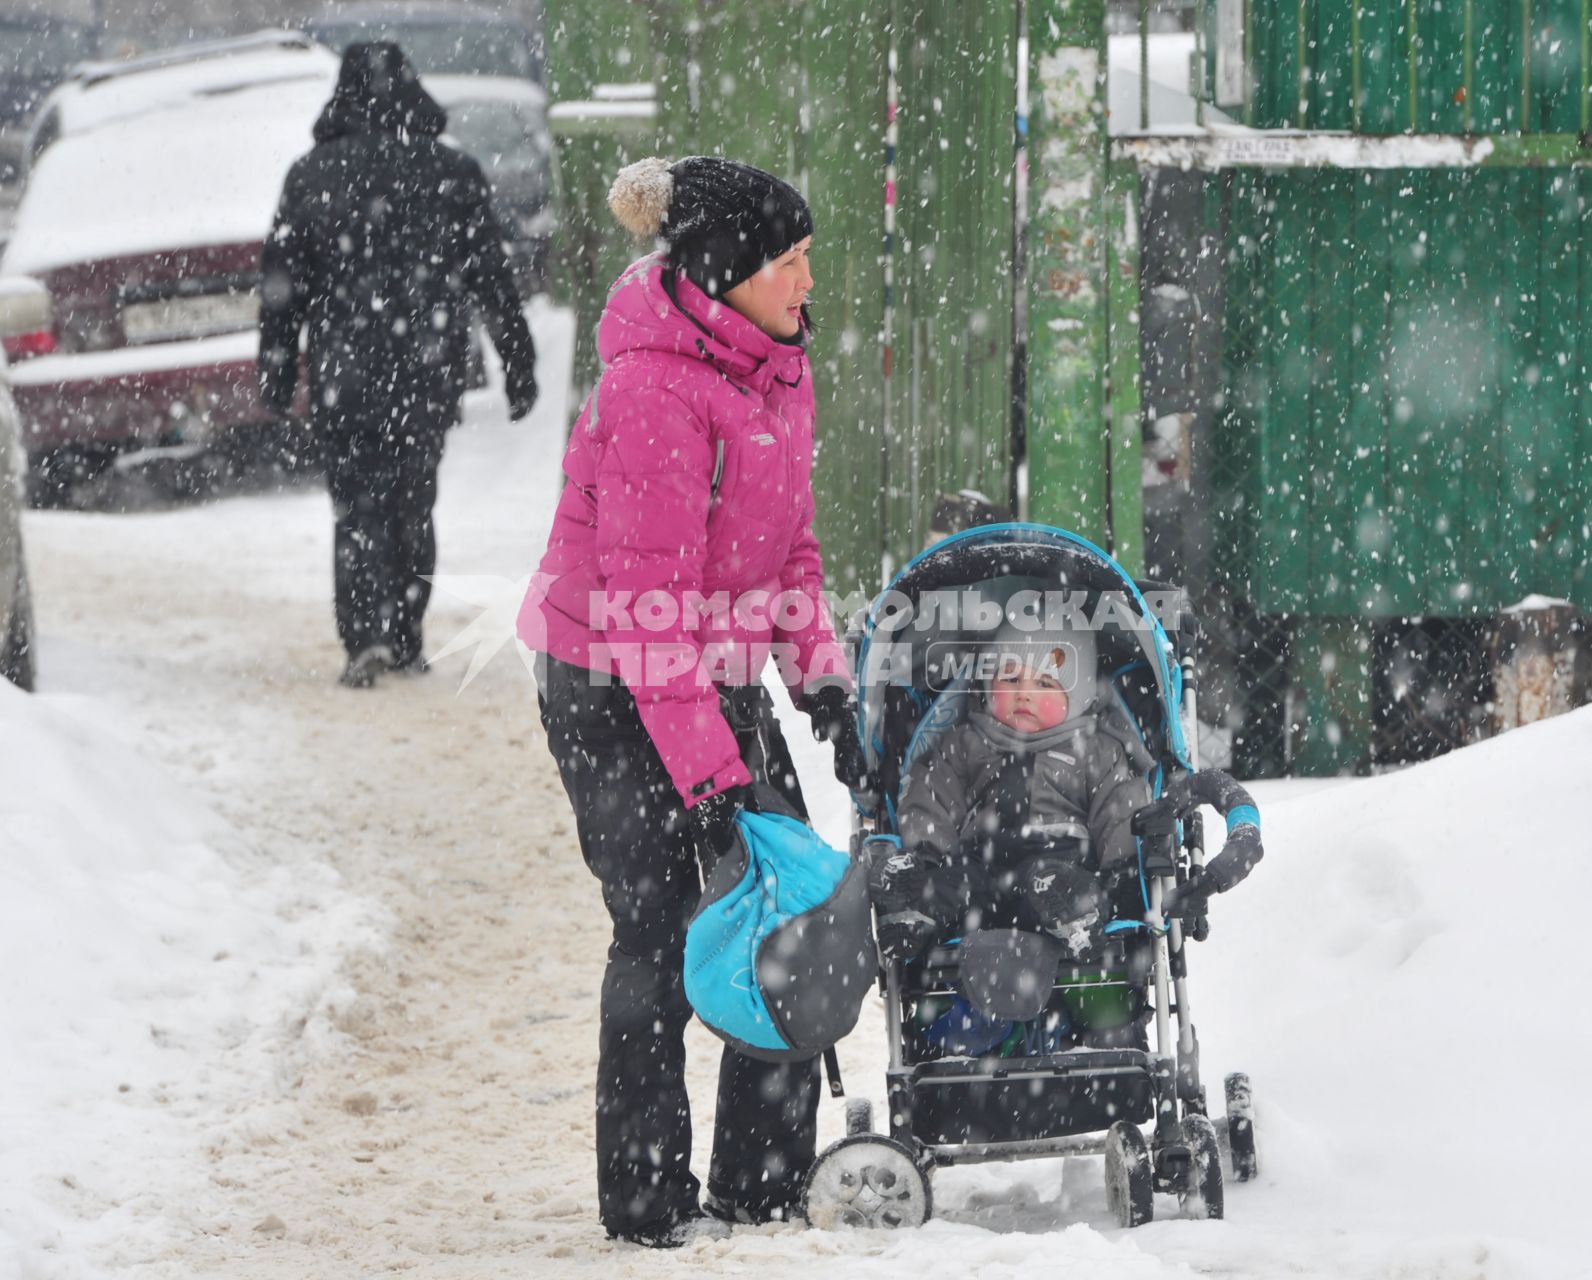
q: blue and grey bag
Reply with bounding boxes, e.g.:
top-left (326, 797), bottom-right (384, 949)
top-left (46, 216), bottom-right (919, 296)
top-left (684, 795), bottom-right (874, 1062)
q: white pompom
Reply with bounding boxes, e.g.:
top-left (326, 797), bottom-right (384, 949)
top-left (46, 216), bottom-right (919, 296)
top-left (608, 156), bottom-right (675, 237)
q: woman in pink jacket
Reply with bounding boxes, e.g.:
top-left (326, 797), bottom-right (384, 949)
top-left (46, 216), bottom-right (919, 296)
top-left (518, 156), bottom-right (867, 1248)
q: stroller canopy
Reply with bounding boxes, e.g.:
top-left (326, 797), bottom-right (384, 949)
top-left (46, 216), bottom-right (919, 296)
top-left (854, 524), bottom-right (1193, 798)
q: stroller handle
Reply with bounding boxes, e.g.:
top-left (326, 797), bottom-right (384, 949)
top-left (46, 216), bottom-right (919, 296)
top-left (1166, 768), bottom-right (1264, 895)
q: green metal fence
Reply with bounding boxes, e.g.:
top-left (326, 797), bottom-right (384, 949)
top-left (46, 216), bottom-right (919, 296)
top-left (542, 1), bottom-right (1132, 599)
top-left (1110, 1), bottom-right (1592, 773)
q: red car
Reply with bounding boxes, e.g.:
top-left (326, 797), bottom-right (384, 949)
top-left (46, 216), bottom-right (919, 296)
top-left (0, 35), bottom-right (339, 497)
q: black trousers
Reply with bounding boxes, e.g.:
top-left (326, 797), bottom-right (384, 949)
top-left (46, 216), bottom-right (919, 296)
top-left (324, 424), bottom-right (445, 663)
top-left (538, 656), bottom-right (820, 1233)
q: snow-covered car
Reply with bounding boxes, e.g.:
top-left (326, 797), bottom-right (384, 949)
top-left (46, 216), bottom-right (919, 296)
top-left (20, 30), bottom-right (334, 178)
top-left (0, 37), bottom-right (341, 496)
top-left (0, 277), bottom-right (40, 688)
top-left (430, 75), bottom-right (557, 295)
top-left (302, 1), bottom-right (545, 84)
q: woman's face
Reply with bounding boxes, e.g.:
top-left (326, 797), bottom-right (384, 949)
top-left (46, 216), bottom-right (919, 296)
top-left (724, 237), bottom-right (814, 338)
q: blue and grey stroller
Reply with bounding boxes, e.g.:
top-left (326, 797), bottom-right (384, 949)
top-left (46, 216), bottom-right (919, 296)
top-left (799, 523), bottom-right (1263, 1230)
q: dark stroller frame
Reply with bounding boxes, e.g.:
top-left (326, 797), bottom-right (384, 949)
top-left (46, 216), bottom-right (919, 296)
top-left (800, 524), bottom-right (1261, 1231)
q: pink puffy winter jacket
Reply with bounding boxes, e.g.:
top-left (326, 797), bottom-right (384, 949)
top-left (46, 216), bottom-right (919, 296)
top-left (518, 255), bottom-right (849, 806)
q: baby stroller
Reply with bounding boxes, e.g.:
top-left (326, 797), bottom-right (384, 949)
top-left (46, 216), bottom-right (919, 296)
top-left (800, 523), bottom-right (1263, 1230)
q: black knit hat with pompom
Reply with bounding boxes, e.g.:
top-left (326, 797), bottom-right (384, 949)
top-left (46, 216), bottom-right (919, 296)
top-left (608, 155), bottom-right (813, 298)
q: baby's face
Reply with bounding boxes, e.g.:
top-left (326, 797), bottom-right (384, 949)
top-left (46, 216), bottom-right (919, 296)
top-left (989, 667), bottom-right (1069, 734)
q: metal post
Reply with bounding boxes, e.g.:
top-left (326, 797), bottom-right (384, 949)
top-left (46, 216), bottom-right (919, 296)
top-left (1408, 0), bottom-right (1420, 133)
top-left (1351, 0), bottom-right (1363, 131)
top-left (1464, 0), bottom-right (1476, 133)
top-left (1583, 0), bottom-right (1590, 134)
top-left (1139, 0), bottom-right (1150, 130)
top-left (1012, 0), bottom-right (1030, 519)
top-left (882, 26), bottom-right (899, 585)
top-left (1296, 0), bottom-right (1309, 128)
top-left (1523, 0), bottom-right (1533, 132)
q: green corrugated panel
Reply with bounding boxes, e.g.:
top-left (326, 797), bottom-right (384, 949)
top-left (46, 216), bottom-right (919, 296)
top-left (1532, 170), bottom-right (1581, 594)
top-left (1355, 1), bottom-right (1411, 132)
top-left (1384, 175), bottom-right (1457, 611)
top-left (888, 1), bottom-right (1016, 559)
top-left (1531, 0), bottom-right (1587, 131)
top-left (1303, 170), bottom-right (1358, 614)
top-left (1259, 174), bottom-right (1314, 611)
top-left (1228, 0), bottom-right (1592, 134)
top-left (648, 0), bottom-right (888, 596)
top-left (1106, 161), bottom-right (1143, 574)
top-left (1343, 172), bottom-right (1395, 615)
top-left (1470, 0), bottom-right (1524, 131)
top-left (800, 1), bottom-right (889, 595)
top-left (1499, 174), bottom-right (1540, 603)
top-left (1212, 172), bottom-right (1268, 594)
top-left (1026, 0), bottom-right (1113, 547)
top-left (1458, 171), bottom-right (1506, 607)
top-left (1420, 0), bottom-right (1470, 132)
top-left (1311, 0), bottom-right (1360, 128)
top-left (1221, 165), bottom-right (1592, 616)
top-left (1249, 1), bottom-right (1296, 127)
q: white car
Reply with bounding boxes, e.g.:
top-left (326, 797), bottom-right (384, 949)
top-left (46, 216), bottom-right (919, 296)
top-left (0, 276), bottom-right (40, 687)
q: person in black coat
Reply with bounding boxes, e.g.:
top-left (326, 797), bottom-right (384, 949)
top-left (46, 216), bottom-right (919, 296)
top-left (259, 42), bottom-right (538, 687)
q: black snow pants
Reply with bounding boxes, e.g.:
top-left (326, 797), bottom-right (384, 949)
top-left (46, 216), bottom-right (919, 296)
top-left (324, 419), bottom-right (446, 664)
top-left (538, 656), bottom-right (821, 1234)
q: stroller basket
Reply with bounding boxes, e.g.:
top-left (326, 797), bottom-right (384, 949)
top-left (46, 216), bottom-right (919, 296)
top-left (890, 1048), bottom-right (1158, 1148)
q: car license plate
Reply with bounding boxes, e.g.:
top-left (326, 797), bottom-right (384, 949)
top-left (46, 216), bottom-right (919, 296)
top-left (122, 290), bottom-right (260, 344)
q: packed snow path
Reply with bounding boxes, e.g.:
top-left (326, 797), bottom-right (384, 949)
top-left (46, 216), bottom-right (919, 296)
top-left (15, 303), bottom-right (1582, 1279)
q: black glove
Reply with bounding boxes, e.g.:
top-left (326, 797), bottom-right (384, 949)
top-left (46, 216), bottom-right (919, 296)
top-left (801, 684), bottom-right (873, 793)
top-left (876, 912), bottom-right (938, 964)
top-left (867, 842), bottom-right (938, 963)
top-left (1162, 841), bottom-right (1256, 920)
top-left (507, 372), bottom-right (538, 422)
top-left (1020, 856), bottom-right (1105, 940)
top-left (687, 783), bottom-right (753, 876)
top-left (1162, 864), bottom-right (1216, 919)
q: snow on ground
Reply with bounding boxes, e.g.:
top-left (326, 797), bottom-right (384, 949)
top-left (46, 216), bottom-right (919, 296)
top-left (7, 298), bottom-right (1583, 1278)
top-left (0, 682), bottom-right (380, 1279)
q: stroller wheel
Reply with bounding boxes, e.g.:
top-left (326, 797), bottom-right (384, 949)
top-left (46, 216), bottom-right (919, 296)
top-left (801, 1135), bottom-right (931, 1230)
top-left (1179, 1113), bottom-right (1225, 1219)
top-left (1104, 1121), bottom-right (1154, 1228)
top-left (844, 1097), bottom-right (874, 1136)
top-left (1224, 1072), bottom-right (1258, 1181)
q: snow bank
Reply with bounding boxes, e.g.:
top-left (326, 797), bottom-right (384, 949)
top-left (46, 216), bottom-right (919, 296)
top-left (766, 706), bottom-right (1589, 1279)
top-left (0, 682), bottom-right (378, 1277)
top-left (1187, 706), bottom-right (1592, 1269)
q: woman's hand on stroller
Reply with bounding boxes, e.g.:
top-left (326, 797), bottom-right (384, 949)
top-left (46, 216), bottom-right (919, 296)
top-left (800, 684), bottom-right (877, 797)
top-left (688, 783), bottom-right (755, 876)
top-left (867, 842), bottom-right (939, 963)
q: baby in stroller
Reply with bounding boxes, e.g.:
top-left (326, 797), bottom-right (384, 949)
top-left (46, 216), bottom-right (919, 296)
top-left (870, 616), bottom-right (1153, 1055)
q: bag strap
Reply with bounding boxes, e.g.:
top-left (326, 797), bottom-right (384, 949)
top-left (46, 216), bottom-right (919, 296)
top-left (823, 1046), bottom-right (844, 1097)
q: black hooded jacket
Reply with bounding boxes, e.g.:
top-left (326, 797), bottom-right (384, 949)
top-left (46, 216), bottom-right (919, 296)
top-left (259, 42), bottom-right (537, 427)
